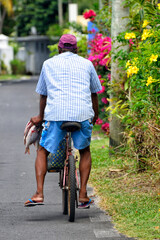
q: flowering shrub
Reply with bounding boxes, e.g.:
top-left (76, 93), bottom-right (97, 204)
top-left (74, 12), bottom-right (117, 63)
top-left (86, 32), bottom-right (111, 133)
top-left (110, 1), bottom-right (160, 169)
top-left (88, 33), bottom-right (111, 68)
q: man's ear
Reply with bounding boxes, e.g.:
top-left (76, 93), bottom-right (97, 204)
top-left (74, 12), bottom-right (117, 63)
top-left (74, 48), bottom-right (78, 54)
top-left (58, 46), bottom-right (62, 53)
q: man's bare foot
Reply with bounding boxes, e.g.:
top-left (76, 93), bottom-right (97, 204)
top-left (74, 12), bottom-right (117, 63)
top-left (79, 190), bottom-right (92, 203)
top-left (24, 192), bottom-right (44, 207)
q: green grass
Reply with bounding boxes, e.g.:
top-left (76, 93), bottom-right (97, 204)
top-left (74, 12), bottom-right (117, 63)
top-left (89, 131), bottom-right (160, 240)
top-left (0, 74), bottom-right (29, 81)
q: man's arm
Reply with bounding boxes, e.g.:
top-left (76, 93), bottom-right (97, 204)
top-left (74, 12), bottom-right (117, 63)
top-left (91, 93), bottom-right (99, 125)
top-left (30, 95), bottom-right (47, 125)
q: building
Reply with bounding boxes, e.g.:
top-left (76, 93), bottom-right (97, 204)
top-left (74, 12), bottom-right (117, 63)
top-left (16, 35), bottom-right (58, 75)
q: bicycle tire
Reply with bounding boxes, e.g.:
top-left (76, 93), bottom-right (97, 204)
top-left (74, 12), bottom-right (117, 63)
top-left (61, 169), bottom-right (68, 215)
top-left (68, 155), bottom-right (76, 222)
top-left (62, 189), bottom-right (68, 215)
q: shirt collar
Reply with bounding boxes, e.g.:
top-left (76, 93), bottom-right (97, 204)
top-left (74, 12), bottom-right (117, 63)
top-left (58, 52), bottom-right (76, 57)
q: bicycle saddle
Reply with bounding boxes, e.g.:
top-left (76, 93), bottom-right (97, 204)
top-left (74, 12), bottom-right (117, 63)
top-left (61, 122), bottom-right (81, 132)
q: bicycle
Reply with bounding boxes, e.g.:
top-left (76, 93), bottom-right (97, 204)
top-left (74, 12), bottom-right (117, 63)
top-left (47, 121), bottom-right (81, 222)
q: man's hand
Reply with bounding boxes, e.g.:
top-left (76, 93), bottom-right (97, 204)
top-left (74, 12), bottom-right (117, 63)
top-left (91, 93), bottom-right (99, 126)
top-left (30, 115), bottom-right (43, 126)
top-left (92, 115), bottom-right (98, 125)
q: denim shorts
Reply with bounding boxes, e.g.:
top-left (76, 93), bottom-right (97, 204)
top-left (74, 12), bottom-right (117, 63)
top-left (39, 120), bottom-right (93, 154)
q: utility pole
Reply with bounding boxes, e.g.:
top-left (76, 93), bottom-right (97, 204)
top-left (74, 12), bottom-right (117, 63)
top-left (0, 3), bottom-right (1, 34)
top-left (99, 0), bottom-right (103, 10)
top-left (110, 0), bottom-right (129, 148)
top-left (58, 0), bottom-right (63, 26)
top-left (0, 3), bottom-right (1, 74)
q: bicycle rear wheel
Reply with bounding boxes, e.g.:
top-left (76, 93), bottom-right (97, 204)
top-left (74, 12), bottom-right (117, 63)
top-left (62, 189), bottom-right (68, 215)
top-left (68, 155), bottom-right (76, 222)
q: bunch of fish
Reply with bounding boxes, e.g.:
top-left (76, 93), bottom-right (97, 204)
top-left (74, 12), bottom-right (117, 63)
top-left (24, 121), bottom-right (41, 154)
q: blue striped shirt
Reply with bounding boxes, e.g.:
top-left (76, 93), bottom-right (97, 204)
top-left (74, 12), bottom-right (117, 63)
top-left (36, 52), bottom-right (102, 122)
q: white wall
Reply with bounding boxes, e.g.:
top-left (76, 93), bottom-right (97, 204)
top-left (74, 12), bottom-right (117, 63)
top-left (69, 3), bottom-right (78, 23)
top-left (0, 34), bottom-right (13, 73)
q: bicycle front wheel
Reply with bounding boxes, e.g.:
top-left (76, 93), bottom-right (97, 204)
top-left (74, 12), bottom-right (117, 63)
top-left (68, 155), bottom-right (76, 222)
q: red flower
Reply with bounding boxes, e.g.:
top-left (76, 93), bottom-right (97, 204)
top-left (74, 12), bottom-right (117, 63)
top-left (101, 122), bottom-right (109, 132)
top-left (83, 10), bottom-right (96, 20)
top-left (101, 97), bottom-right (108, 104)
top-left (96, 118), bottom-right (103, 125)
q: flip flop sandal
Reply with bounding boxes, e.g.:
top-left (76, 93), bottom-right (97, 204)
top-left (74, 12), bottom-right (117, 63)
top-left (78, 199), bottom-right (94, 209)
top-left (24, 198), bottom-right (44, 207)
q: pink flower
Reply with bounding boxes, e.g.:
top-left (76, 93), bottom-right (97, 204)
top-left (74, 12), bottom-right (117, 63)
top-left (101, 97), bottom-right (108, 104)
top-left (129, 39), bottom-right (134, 45)
top-left (99, 58), bottom-right (110, 66)
top-left (97, 86), bottom-right (105, 94)
top-left (88, 55), bottom-right (95, 62)
top-left (101, 122), bottom-right (109, 132)
top-left (101, 108), bottom-right (105, 112)
top-left (100, 79), bottom-right (104, 84)
top-left (88, 34), bottom-right (112, 68)
top-left (108, 73), bottom-right (111, 81)
top-left (96, 118), bottom-right (103, 125)
top-left (91, 28), bottom-right (96, 33)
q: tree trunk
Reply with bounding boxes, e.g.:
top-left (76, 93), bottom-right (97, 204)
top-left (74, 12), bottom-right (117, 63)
top-left (0, 7), bottom-right (6, 34)
top-left (110, 0), bottom-right (129, 148)
top-left (58, 0), bottom-right (63, 26)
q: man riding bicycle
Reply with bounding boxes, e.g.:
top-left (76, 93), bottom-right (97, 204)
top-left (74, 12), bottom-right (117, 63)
top-left (25, 34), bottom-right (102, 207)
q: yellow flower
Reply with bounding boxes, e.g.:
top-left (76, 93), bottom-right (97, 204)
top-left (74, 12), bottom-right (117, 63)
top-left (127, 65), bottom-right (139, 78)
top-left (158, 3), bottom-right (160, 10)
top-left (141, 29), bottom-right (152, 40)
top-left (149, 54), bottom-right (158, 63)
top-left (142, 20), bottom-right (149, 28)
top-left (125, 32), bottom-right (136, 40)
top-left (146, 76), bottom-right (155, 86)
top-left (126, 60), bottom-right (131, 68)
top-left (132, 66), bottom-right (139, 74)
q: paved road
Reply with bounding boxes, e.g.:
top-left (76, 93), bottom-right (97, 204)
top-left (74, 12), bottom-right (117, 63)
top-left (0, 80), bottom-right (134, 240)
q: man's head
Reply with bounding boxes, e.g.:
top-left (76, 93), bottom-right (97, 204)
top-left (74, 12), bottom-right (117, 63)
top-left (58, 34), bottom-right (77, 54)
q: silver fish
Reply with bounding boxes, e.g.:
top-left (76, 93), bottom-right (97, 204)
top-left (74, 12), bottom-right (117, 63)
top-left (24, 121), bottom-right (32, 145)
top-left (25, 125), bottom-right (40, 154)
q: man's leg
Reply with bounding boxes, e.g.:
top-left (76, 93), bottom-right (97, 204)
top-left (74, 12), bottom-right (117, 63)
top-left (25, 146), bottom-right (48, 204)
top-left (35, 146), bottom-right (49, 199)
top-left (79, 146), bottom-right (91, 201)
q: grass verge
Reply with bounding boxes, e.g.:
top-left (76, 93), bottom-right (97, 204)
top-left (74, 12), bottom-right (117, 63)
top-left (0, 74), bottom-right (31, 81)
top-left (89, 127), bottom-right (160, 240)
